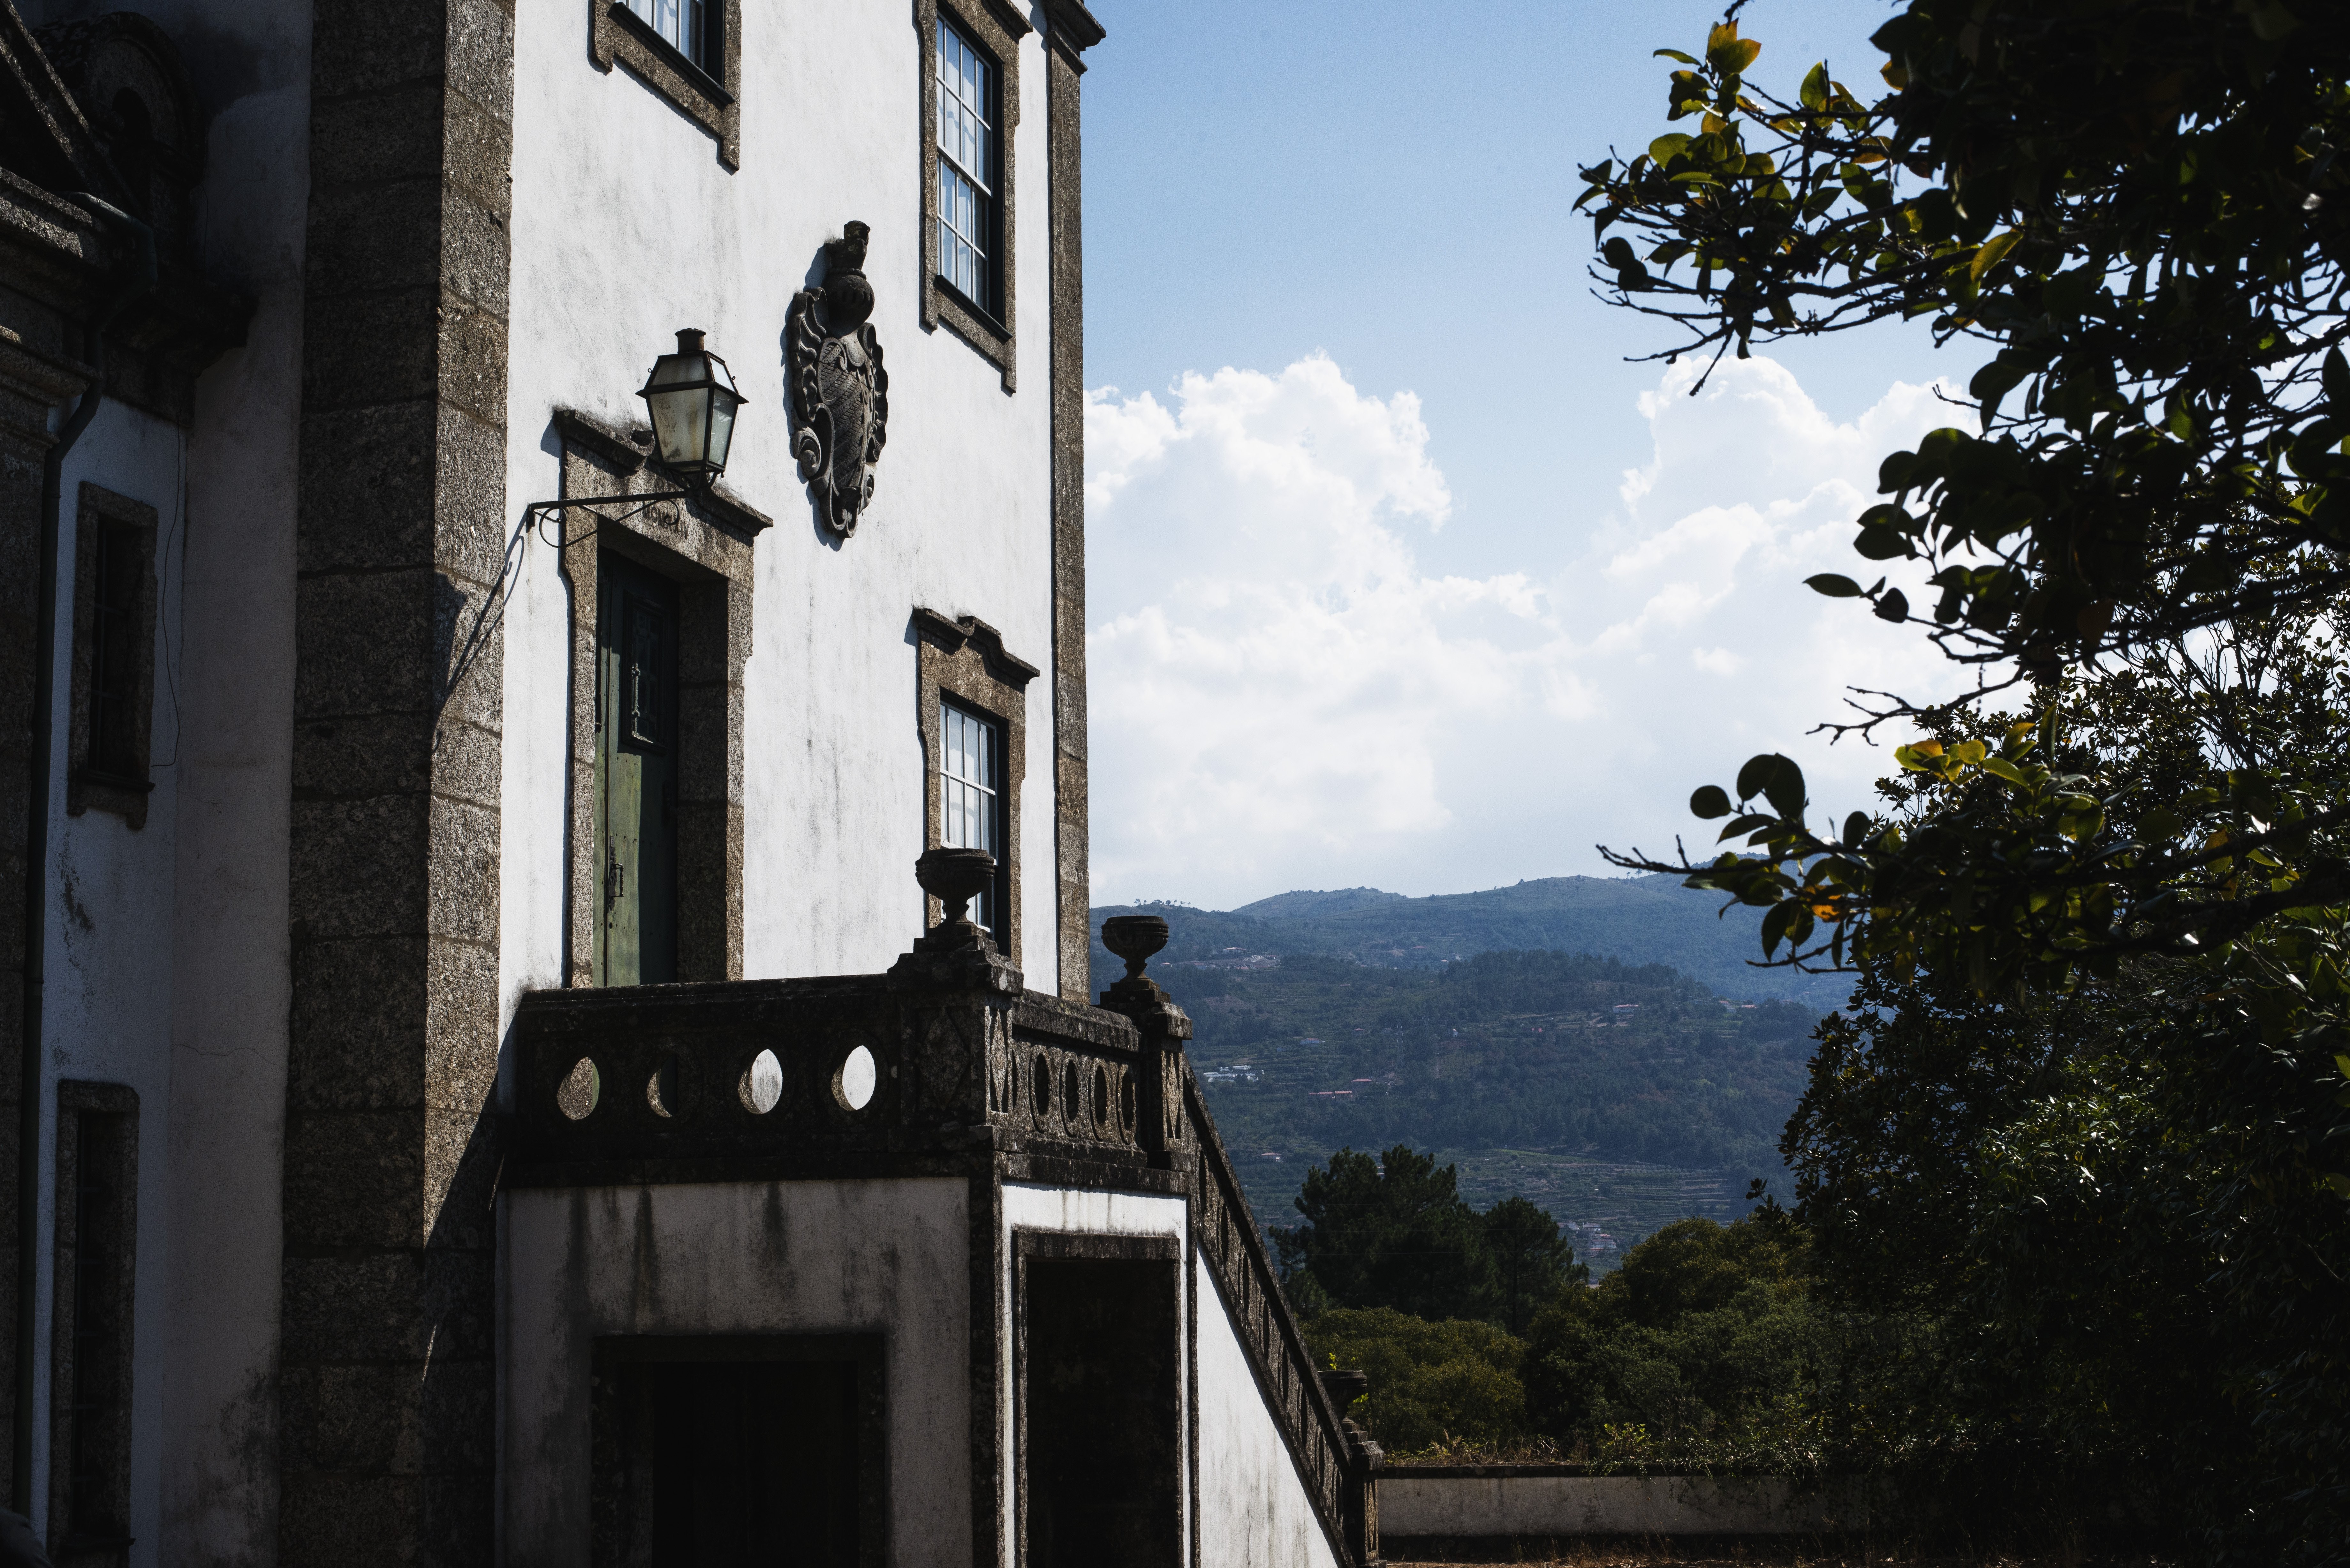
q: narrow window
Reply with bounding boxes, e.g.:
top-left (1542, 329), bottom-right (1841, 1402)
top-left (939, 702), bottom-right (1006, 940)
top-left (65, 485), bottom-right (157, 829)
top-left (936, 19), bottom-right (997, 315)
top-left (87, 521), bottom-right (142, 780)
top-left (624, 0), bottom-right (709, 70)
top-left (50, 1082), bottom-right (138, 1567)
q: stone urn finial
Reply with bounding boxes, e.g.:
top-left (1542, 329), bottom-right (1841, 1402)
top-left (1100, 915), bottom-right (1170, 982)
top-left (916, 846), bottom-right (995, 929)
top-left (891, 847), bottom-right (1020, 992)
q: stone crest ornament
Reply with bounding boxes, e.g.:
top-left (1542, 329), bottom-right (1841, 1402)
top-left (787, 221), bottom-right (890, 536)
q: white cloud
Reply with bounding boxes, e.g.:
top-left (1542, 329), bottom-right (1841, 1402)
top-left (1085, 353), bottom-right (1972, 908)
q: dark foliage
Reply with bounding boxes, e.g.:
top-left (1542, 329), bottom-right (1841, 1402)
top-left (1275, 1144), bottom-right (1586, 1329)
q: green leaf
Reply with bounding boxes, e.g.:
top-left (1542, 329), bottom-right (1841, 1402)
top-left (1647, 134), bottom-right (1693, 165)
top-left (1873, 588), bottom-right (1911, 622)
top-left (1969, 230), bottom-right (2021, 284)
top-left (1761, 898), bottom-right (1796, 958)
top-left (1842, 810), bottom-right (1871, 847)
top-left (1854, 524), bottom-right (1912, 560)
top-left (1705, 21), bottom-right (1761, 76)
top-left (1736, 754), bottom-right (1807, 819)
top-left (1602, 237), bottom-right (1640, 268)
top-left (1690, 784), bottom-right (1733, 819)
top-left (1799, 62), bottom-right (1829, 112)
top-left (1653, 48), bottom-right (1700, 64)
top-left (1980, 756), bottom-right (2028, 785)
top-left (2325, 347), bottom-right (2350, 412)
top-left (1807, 573), bottom-right (1865, 597)
top-left (1970, 358), bottom-right (2028, 428)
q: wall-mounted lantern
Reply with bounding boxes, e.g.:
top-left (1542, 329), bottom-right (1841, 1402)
top-left (638, 328), bottom-right (745, 485)
top-left (524, 329), bottom-right (749, 541)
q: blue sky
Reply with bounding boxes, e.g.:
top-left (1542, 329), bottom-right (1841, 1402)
top-left (1077, 0), bottom-right (1982, 909)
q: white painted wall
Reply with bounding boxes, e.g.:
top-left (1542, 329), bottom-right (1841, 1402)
top-left (996, 1184), bottom-right (1191, 1568)
top-left (31, 397), bottom-right (187, 1568)
top-left (1193, 1253), bottom-right (1344, 1568)
top-left (155, 1), bottom-right (310, 1558)
top-left (501, 1178), bottom-right (974, 1568)
top-left (501, 0), bottom-right (1065, 1029)
top-left (16, 0), bottom-right (312, 1559)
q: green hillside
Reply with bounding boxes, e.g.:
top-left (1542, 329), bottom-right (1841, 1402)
top-left (1090, 873), bottom-right (1849, 1008)
top-left (1115, 948), bottom-right (1815, 1266)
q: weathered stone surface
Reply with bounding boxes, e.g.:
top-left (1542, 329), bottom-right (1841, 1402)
top-left (281, 1249), bottom-right (494, 1361)
top-left (302, 294), bottom-right (442, 409)
top-left (284, 0), bottom-right (510, 1554)
top-left (287, 937), bottom-right (432, 1109)
top-left (1047, 36), bottom-right (1092, 1000)
top-left (289, 793), bottom-right (434, 937)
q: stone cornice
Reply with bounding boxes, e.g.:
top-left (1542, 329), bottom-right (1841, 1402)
top-left (912, 606), bottom-right (1042, 686)
top-left (1041, 0), bottom-right (1104, 64)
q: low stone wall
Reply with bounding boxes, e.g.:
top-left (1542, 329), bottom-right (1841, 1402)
top-left (1379, 1464), bottom-right (1873, 1542)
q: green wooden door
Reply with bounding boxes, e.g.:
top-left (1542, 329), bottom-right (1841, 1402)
top-left (594, 556), bottom-right (679, 986)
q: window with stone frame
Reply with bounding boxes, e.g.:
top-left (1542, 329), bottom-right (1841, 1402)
top-left (939, 701), bottom-right (1007, 939)
top-left (65, 484), bottom-right (156, 830)
top-left (919, 0), bottom-right (1024, 387)
top-left (590, 0), bottom-right (742, 169)
top-left (936, 19), bottom-right (998, 313)
top-left (914, 609), bottom-right (1035, 959)
top-left (49, 1082), bottom-right (138, 1568)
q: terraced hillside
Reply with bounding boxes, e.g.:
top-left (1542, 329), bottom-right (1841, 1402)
top-left (1120, 948), bottom-right (1816, 1270)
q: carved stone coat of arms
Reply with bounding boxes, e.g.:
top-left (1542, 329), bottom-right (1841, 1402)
top-left (787, 221), bottom-right (890, 537)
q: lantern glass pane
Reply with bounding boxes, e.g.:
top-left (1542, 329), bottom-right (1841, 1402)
top-left (705, 390), bottom-right (738, 474)
top-left (646, 385), bottom-right (708, 469)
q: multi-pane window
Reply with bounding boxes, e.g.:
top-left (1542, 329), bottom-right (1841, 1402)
top-left (936, 19), bottom-right (995, 310)
top-left (626, 0), bottom-right (708, 69)
top-left (940, 703), bottom-right (1003, 937)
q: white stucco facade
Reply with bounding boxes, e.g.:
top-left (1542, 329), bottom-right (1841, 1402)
top-left (1193, 1253), bottom-right (1346, 1568)
top-left (500, 0), bottom-right (1065, 1013)
top-left (502, 1178), bottom-right (975, 1568)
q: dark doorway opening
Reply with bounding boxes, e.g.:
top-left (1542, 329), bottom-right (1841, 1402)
top-left (595, 554), bottom-right (679, 985)
top-left (1019, 1243), bottom-right (1182, 1568)
top-left (591, 1336), bottom-right (885, 1568)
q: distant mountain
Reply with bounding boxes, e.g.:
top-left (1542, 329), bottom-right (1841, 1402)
top-left (1154, 948), bottom-right (1813, 1259)
top-left (1230, 887), bottom-right (1409, 920)
top-left (1090, 873), bottom-right (1849, 1009)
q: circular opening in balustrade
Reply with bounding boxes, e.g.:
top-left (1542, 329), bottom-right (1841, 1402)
top-left (834, 1044), bottom-right (878, 1112)
top-left (1092, 1065), bottom-right (1110, 1127)
top-left (1120, 1072), bottom-right (1138, 1130)
top-left (739, 1048), bottom-right (784, 1114)
top-left (646, 1054), bottom-right (683, 1119)
top-left (1032, 1052), bottom-right (1051, 1119)
top-left (557, 1056), bottom-right (601, 1121)
top-left (1062, 1060), bottom-right (1081, 1124)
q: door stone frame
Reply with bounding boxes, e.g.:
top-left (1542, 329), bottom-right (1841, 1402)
top-left (553, 408), bottom-right (762, 986)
